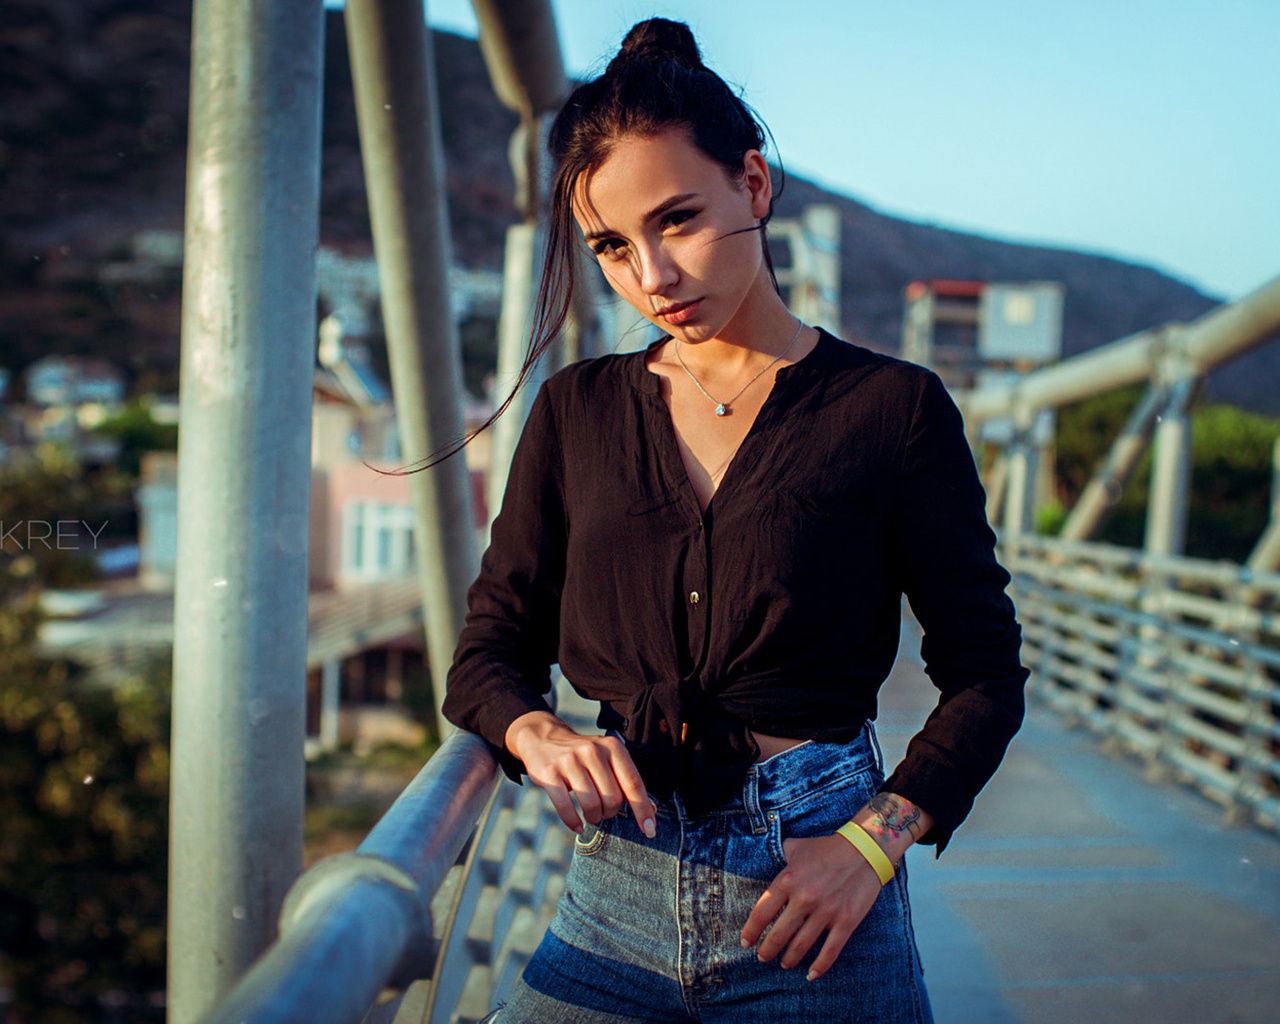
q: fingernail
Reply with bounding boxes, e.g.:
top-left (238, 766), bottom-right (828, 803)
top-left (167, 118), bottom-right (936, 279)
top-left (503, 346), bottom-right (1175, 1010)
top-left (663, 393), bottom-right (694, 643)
top-left (642, 818), bottom-right (656, 838)
top-left (806, 970), bottom-right (818, 982)
top-left (740, 937), bottom-right (751, 948)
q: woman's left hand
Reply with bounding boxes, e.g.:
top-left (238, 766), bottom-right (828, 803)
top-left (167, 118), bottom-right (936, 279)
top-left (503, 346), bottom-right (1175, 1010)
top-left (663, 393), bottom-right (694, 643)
top-left (739, 834), bottom-right (884, 981)
top-left (741, 792), bottom-right (933, 981)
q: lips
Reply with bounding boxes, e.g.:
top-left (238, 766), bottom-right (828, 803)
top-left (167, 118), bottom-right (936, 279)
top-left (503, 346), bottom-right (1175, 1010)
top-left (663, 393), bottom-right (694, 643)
top-left (656, 299), bottom-right (702, 325)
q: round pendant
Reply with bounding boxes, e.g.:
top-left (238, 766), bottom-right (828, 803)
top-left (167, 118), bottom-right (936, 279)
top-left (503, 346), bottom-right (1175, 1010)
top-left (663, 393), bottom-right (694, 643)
top-left (715, 403), bottom-right (727, 416)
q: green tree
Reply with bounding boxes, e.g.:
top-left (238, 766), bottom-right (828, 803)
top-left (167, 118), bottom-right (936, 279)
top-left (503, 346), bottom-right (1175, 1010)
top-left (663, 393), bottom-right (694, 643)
top-left (0, 641), bottom-right (170, 1023)
top-left (1053, 390), bottom-right (1280, 560)
top-left (0, 459), bottom-right (170, 1023)
top-left (93, 400), bottom-right (178, 478)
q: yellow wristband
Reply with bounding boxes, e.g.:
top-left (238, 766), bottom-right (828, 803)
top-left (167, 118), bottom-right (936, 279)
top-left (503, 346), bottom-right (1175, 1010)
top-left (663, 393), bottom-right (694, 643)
top-left (836, 821), bottom-right (896, 886)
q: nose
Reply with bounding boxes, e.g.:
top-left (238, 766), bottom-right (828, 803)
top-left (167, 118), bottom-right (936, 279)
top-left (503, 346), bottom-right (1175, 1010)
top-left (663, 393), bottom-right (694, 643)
top-left (636, 241), bottom-right (678, 296)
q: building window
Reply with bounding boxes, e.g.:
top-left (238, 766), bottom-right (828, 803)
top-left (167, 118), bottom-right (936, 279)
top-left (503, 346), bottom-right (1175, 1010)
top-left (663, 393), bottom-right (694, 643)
top-left (342, 501), bottom-right (415, 580)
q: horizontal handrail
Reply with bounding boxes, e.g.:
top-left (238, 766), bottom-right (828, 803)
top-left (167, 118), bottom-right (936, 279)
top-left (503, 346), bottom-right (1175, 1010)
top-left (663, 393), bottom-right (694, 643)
top-left (197, 729), bottom-right (502, 1024)
top-left (1006, 533), bottom-right (1280, 833)
top-left (960, 274), bottom-right (1280, 423)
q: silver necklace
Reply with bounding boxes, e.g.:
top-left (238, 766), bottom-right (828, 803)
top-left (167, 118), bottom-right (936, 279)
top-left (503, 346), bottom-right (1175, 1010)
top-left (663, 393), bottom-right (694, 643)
top-left (673, 318), bottom-right (805, 417)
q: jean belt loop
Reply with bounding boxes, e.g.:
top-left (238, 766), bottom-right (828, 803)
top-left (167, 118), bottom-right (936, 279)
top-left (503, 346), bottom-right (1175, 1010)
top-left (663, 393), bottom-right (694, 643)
top-left (743, 766), bottom-right (766, 834)
top-left (865, 719), bottom-right (884, 774)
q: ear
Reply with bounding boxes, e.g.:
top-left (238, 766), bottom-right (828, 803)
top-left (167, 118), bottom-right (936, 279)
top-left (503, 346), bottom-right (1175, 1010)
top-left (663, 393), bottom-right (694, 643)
top-left (741, 149), bottom-right (773, 220)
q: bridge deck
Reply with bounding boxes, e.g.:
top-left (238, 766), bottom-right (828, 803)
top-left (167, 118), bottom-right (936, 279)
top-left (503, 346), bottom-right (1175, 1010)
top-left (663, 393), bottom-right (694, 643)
top-left (880, 618), bottom-right (1280, 1024)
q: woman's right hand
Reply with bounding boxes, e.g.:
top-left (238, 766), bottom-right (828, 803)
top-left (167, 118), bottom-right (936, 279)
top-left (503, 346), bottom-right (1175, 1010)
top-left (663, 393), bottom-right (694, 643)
top-left (504, 710), bottom-right (658, 838)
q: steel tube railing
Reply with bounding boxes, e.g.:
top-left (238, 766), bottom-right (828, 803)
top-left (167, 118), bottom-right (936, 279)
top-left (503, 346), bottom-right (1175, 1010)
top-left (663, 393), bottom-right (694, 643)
top-left (167, 0), bottom-right (325, 1018)
top-left (1006, 533), bottom-right (1280, 833)
top-left (197, 731), bottom-right (502, 1024)
top-left (961, 274), bottom-right (1280, 424)
top-left (345, 0), bottom-right (479, 735)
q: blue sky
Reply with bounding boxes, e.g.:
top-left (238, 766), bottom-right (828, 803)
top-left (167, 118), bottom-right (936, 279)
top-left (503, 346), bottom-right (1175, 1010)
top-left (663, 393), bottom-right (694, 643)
top-left (335, 1), bottom-right (1279, 300)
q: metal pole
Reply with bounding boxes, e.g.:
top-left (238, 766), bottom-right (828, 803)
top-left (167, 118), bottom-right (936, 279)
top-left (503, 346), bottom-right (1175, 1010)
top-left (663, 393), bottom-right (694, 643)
top-left (1245, 437), bottom-right (1280, 573)
top-left (1003, 410), bottom-right (1038, 536)
top-left (471, 0), bottom-right (567, 121)
top-left (1060, 384), bottom-right (1169, 541)
top-left (1144, 378), bottom-right (1198, 556)
top-left (960, 274), bottom-right (1280, 426)
top-left (168, 1), bottom-right (324, 1020)
top-left (469, 1), bottom-right (569, 521)
top-left (487, 221), bottom-right (547, 526)
top-left (344, 0), bottom-right (479, 736)
top-left (193, 732), bottom-right (503, 1024)
top-left (320, 657), bottom-right (341, 750)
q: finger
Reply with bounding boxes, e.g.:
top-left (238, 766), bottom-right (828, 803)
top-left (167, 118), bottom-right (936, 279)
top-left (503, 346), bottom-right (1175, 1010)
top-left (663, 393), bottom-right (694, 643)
top-left (563, 764), bottom-right (605, 824)
top-left (582, 746), bottom-right (626, 820)
top-left (603, 738), bottom-right (657, 837)
top-left (779, 912), bottom-right (831, 970)
top-left (805, 920), bottom-right (856, 982)
top-left (540, 781), bottom-right (583, 834)
top-left (755, 904), bottom-right (805, 963)
top-left (740, 884), bottom-right (788, 948)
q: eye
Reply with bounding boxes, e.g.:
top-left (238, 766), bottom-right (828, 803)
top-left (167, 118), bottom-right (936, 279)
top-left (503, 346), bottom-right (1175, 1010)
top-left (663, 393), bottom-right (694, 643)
top-left (590, 237), bottom-right (629, 260)
top-left (662, 208), bottom-right (698, 230)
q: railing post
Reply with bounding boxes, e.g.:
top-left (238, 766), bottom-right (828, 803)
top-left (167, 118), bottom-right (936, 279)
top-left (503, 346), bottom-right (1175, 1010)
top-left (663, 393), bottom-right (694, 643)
top-left (168, 0), bottom-right (325, 1019)
top-left (1245, 437), bottom-right (1280, 573)
top-left (1144, 373), bottom-right (1197, 556)
top-left (1003, 406), bottom-right (1038, 536)
top-left (470, 0), bottom-right (568, 524)
top-left (344, 0), bottom-right (480, 734)
top-left (1060, 384), bottom-right (1168, 541)
top-left (488, 219), bottom-right (548, 524)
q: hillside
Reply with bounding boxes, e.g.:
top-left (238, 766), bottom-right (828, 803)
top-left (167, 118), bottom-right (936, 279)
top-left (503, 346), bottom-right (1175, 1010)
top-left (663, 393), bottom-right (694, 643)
top-left (2, 0), bottom-right (1276, 409)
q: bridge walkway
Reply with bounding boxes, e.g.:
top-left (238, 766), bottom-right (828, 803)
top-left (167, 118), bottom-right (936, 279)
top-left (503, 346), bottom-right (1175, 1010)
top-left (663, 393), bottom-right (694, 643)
top-left (879, 619), bottom-right (1280, 1024)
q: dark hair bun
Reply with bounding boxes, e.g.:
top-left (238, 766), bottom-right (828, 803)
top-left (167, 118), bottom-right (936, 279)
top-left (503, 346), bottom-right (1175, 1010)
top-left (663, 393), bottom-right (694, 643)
top-left (608, 18), bottom-right (704, 73)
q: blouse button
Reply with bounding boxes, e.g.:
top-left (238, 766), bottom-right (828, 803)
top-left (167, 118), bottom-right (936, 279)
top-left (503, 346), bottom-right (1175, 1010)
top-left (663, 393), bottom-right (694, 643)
top-left (689, 591), bottom-right (701, 605)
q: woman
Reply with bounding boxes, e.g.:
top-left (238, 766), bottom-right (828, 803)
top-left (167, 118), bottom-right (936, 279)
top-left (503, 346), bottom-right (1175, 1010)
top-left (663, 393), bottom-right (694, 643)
top-left (443, 18), bottom-right (1026, 1023)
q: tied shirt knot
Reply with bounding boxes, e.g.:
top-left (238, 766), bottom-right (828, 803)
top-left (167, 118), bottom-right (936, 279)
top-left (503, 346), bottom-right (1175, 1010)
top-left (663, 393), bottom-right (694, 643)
top-left (617, 676), bottom-right (759, 814)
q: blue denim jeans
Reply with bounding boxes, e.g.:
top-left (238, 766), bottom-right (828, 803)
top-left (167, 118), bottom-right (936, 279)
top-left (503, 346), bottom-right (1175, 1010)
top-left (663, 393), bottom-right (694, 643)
top-left (488, 725), bottom-right (933, 1023)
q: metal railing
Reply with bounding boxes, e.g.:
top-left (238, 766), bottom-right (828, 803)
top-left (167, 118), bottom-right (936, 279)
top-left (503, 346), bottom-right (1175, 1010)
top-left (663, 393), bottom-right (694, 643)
top-left (199, 691), bottom-right (577, 1024)
top-left (1004, 533), bottom-right (1280, 833)
top-left (196, 526), bottom-right (1280, 1024)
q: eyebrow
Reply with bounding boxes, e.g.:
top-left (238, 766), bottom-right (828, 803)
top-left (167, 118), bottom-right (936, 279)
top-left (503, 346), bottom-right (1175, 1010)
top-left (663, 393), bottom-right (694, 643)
top-left (581, 192), bottom-right (702, 244)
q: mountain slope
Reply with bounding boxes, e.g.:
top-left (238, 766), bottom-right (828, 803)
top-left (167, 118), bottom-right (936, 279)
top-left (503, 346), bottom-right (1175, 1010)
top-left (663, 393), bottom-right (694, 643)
top-left (1, 0), bottom-right (1274, 409)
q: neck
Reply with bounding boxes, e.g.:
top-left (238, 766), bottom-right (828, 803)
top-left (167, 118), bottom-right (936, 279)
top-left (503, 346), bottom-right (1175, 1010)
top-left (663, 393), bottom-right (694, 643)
top-left (675, 293), bottom-right (800, 377)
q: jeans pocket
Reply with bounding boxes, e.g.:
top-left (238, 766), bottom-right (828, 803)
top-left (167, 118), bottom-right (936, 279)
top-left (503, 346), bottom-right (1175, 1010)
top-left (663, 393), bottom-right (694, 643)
top-left (573, 816), bottom-right (612, 857)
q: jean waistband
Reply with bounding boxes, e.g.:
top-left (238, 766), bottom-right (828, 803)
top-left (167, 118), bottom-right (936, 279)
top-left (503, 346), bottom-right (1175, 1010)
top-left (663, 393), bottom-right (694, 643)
top-left (667, 721), bottom-right (881, 824)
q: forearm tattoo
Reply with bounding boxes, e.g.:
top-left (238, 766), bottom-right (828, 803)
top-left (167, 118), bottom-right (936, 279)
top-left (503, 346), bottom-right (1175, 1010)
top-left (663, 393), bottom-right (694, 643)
top-left (862, 793), bottom-right (924, 846)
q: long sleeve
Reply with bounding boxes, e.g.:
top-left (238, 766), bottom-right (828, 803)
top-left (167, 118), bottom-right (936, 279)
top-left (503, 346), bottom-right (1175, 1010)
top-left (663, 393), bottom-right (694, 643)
top-left (880, 371), bottom-right (1028, 852)
top-left (443, 383), bottom-right (568, 781)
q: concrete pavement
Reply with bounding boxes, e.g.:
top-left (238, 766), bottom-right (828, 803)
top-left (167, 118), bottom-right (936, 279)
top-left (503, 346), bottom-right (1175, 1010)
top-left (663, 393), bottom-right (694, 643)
top-left (878, 620), bottom-right (1280, 1024)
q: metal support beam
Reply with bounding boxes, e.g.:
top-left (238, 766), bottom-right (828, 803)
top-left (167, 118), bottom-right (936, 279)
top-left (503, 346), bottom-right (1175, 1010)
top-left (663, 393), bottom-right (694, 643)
top-left (345, 0), bottom-right (479, 735)
top-left (1144, 378), bottom-right (1198, 556)
top-left (1060, 384), bottom-right (1169, 542)
top-left (1245, 437), bottom-right (1280, 573)
top-left (487, 222), bottom-right (547, 526)
top-left (320, 657), bottom-right (341, 750)
top-left (960, 275), bottom-right (1280, 426)
top-left (168, 1), bottom-right (325, 1020)
top-left (471, 0), bottom-right (567, 123)
top-left (194, 731), bottom-right (503, 1024)
top-left (469, 1), bottom-right (570, 527)
top-left (1003, 412), bottom-right (1038, 536)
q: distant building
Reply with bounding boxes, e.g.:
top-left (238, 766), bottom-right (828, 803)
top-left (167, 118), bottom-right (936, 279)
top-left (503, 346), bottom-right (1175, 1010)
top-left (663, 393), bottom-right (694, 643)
top-left (24, 355), bottom-right (126, 407)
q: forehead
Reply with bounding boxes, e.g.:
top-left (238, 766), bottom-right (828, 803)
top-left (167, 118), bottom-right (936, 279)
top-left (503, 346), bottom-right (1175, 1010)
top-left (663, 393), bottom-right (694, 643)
top-left (572, 129), bottom-right (739, 227)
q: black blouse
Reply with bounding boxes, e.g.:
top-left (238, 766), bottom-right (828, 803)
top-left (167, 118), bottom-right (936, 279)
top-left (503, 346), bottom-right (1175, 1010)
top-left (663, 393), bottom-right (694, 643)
top-left (443, 330), bottom-right (1026, 848)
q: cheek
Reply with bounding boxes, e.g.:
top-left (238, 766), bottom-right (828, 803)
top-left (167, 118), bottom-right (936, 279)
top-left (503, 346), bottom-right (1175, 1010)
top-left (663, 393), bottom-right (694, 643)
top-left (600, 263), bottom-right (639, 301)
